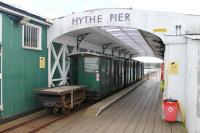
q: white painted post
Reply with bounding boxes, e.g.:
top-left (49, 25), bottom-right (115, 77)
top-left (62, 45), bottom-right (66, 85)
top-left (48, 43), bottom-right (52, 87)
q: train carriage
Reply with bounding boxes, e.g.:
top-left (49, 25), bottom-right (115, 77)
top-left (68, 52), bottom-right (144, 100)
top-left (69, 52), bottom-right (112, 99)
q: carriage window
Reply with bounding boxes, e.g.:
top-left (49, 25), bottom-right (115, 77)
top-left (107, 60), bottom-right (110, 75)
top-left (84, 57), bottom-right (99, 73)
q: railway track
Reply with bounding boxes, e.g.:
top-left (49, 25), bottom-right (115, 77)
top-left (0, 104), bottom-right (90, 133)
top-left (0, 81), bottom-right (146, 133)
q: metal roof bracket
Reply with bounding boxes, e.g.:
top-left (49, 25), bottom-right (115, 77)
top-left (102, 43), bottom-right (112, 54)
top-left (76, 33), bottom-right (90, 52)
top-left (118, 49), bottom-right (126, 57)
top-left (111, 47), bottom-right (120, 56)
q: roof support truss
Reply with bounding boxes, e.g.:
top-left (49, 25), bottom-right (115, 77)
top-left (76, 33), bottom-right (90, 52)
top-left (112, 47), bottom-right (120, 56)
top-left (118, 49), bottom-right (126, 57)
top-left (102, 43), bottom-right (112, 54)
top-left (124, 51), bottom-right (130, 58)
top-left (129, 54), bottom-right (134, 58)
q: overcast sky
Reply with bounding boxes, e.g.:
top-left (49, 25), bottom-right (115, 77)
top-left (2, 0), bottom-right (200, 19)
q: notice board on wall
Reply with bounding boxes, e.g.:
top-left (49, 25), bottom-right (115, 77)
top-left (39, 57), bottom-right (45, 69)
top-left (168, 61), bottom-right (179, 75)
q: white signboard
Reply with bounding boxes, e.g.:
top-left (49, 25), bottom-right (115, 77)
top-left (72, 13), bottom-right (130, 25)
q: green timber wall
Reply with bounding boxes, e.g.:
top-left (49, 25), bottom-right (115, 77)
top-left (0, 13), bottom-right (48, 118)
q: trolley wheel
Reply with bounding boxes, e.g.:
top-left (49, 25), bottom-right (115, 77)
top-left (75, 104), bottom-right (80, 109)
top-left (62, 107), bottom-right (69, 113)
top-left (53, 107), bottom-right (59, 114)
top-left (46, 107), bottom-right (53, 113)
top-left (62, 107), bottom-right (66, 113)
top-left (61, 107), bottom-right (65, 113)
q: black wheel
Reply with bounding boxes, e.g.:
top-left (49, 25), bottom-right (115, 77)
top-left (61, 107), bottom-right (66, 113)
top-left (75, 104), bottom-right (80, 109)
top-left (53, 107), bottom-right (59, 114)
top-left (46, 107), bottom-right (53, 114)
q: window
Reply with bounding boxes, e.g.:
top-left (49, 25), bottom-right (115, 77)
top-left (107, 60), bottom-right (110, 75)
top-left (22, 23), bottom-right (42, 50)
top-left (84, 57), bottom-right (99, 73)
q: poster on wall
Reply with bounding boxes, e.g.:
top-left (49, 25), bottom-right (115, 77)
top-left (168, 61), bottom-right (179, 75)
top-left (39, 57), bottom-right (45, 69)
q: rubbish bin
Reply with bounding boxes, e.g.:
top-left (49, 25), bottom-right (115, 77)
top-left (163, 99), bottom-right (178, 122)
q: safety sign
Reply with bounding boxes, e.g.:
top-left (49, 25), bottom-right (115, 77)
top-left (169, 61), bottom-right (179, 75)
top-left (39, 57), bottom-right (45, 69)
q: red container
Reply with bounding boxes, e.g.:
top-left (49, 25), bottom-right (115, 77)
top-left (163, 99), bottom-right (178, 122)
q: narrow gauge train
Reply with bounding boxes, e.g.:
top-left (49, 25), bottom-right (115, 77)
top-left (68, 52), bottom-right (144, 100)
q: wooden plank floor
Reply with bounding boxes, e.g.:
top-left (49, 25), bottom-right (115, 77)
top-left (37, 80), bottom-right (187, 133)
top-left (84, 80), bottom-right (145, 117)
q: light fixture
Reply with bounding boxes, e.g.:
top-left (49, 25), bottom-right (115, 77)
top-left (20, 17), bottom-right (30, 25)
top-left (105, 28), bottom-right (121, 32)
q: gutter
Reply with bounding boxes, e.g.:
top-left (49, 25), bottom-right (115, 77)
top-left (0, 6), bottom-right (52, 26)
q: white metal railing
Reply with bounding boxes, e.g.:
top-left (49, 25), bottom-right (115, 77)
top-left (48, 43), bottom-right (71, 87)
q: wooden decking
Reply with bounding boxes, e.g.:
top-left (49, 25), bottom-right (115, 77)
top-left (37, 80), bottom-right (187, 133)
top-left (84, 80), bottom-right (145, 117)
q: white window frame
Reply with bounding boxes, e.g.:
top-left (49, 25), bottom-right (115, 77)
top-left (22, 23), bottom-right (42, 50)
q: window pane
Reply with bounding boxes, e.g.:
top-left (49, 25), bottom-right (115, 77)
top-left (35, 27), bottom-right (38, 47)
top-left (23, 24), bottom-right (40, 49)
top-left (84, 57), bottom-right (99, 73)
top-left (24, 25), bottom-right (27, 46)
top-left (28, 25), bottom-right (30, 47)
top-left (32, 27), bottom-right (35, 47)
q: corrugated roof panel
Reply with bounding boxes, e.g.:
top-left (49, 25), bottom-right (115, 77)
top-left (100, 26), bottom-right (155, 57)
top-left (0, 1), bottom-right (46, 22)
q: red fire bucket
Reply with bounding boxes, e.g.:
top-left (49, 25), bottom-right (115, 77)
top-left (163, 99), bottom-right (178, 122)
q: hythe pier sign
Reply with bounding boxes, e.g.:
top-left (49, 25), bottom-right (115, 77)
top-left (72, 13), bottom-right (130, 25)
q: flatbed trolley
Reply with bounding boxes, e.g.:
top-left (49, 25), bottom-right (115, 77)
top-left (34, 85), bottom-right (86, 113)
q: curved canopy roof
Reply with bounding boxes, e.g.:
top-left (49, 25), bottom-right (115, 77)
top-left (48, 8), bottom-right (170, 59)
top-left (66, 26), bottom-right (165, 59)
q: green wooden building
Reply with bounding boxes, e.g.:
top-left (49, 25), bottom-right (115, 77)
top-left (0, 2), bottom-right (51, 119)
